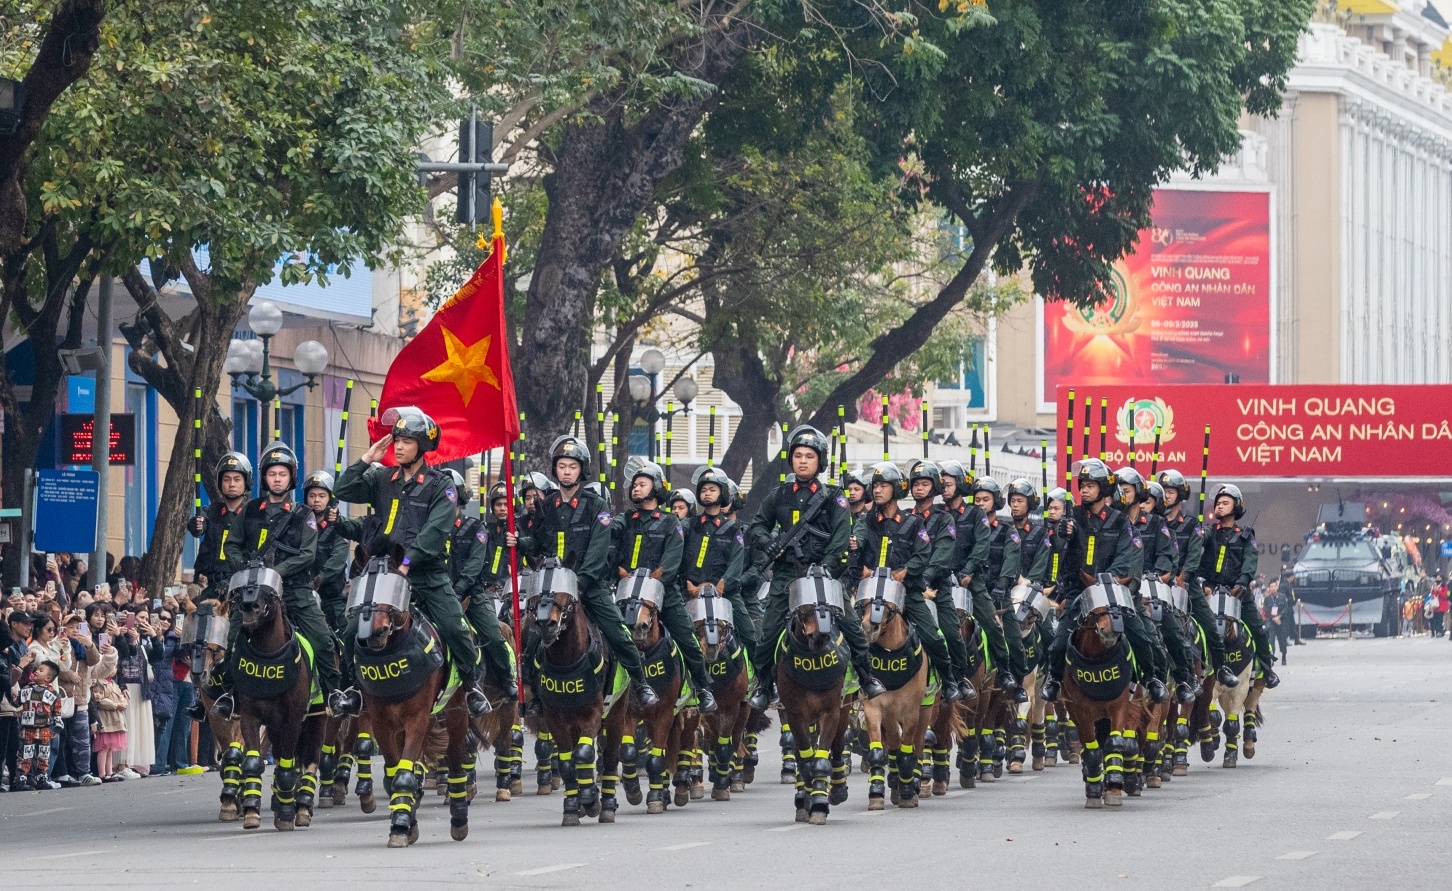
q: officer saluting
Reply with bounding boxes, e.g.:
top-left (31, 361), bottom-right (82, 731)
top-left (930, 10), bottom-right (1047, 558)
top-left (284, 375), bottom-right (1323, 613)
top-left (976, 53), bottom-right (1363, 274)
top-left (680, 467), bottom-right (758, 658)
top-left (1197, 484), bottom-right (1280, 688)
top-left (1156, 469), bottom-right (1238, 688)
top-left (444, 470), bottom-right (516, 696)
top-left (609, 461), bottom-right (718, 713)
top-left (329, 407), bottom-right (492, 718)
top-left (211, 442), bottom-right (339, 718)
top-left (189, 452), bottom-right (252, 603)
top-left (506, 435), bottom-right (661, 709)
top-left (748, 425), bottom-right (886, 710)
top-left (851, 463), bottom-right (963, 703)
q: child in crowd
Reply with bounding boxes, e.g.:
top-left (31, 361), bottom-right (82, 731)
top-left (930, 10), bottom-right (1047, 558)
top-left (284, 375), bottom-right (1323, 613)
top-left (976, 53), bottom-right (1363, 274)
top-left (15, 660), bottom-right (62, 791)
top-left (92, 670), bottom-right (129, 782)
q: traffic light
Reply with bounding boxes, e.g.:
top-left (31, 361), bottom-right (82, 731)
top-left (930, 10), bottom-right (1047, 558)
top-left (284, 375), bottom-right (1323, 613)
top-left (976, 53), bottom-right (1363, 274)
top-left (455, 119), bottom-right (493, 225)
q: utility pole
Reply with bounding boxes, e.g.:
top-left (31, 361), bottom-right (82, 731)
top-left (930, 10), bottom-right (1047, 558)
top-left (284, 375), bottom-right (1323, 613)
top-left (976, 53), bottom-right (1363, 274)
top-left (91, 274), bottom-right (113, 586)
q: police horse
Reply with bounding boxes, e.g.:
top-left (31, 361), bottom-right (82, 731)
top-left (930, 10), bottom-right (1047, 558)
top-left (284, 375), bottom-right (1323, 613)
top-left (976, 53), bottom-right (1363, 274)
top-left (225, 564), bottom-right (325, 831)
top-left (179, 599), bottom-right (247, 821)
top-left (855, 569), bottom-right (931, 809)
top-left (1008, 584), bottom-right (1055, 774)
top-left (689, 588), bottom-right (752, 801)
top-left (774, 566), bottom-right (853, 825)
top-left (1058, 574), bottom-right (1151, 809)
top-left (943, 586), bottom-right (1003, 789)
top-left (1205, 587), bottom-right (1260, 769)
top-left (347, 558), bottom-right (473, 846)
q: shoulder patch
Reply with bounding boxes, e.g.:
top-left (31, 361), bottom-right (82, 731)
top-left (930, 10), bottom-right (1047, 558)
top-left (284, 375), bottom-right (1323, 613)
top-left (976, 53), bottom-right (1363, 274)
top-left (836, 495), bottom-right (849, 508)
top-left (676, 525), bottom-right (685, 539)
top-left (946, 523), bottom-right (957, 539)
top-left (980, 516), bottom-right (991, 527)
top-left (1132, 533), bottom-right (1143, 548)
top-left (306, 514), bottom-right (318, 530)
top-left (1193, 526), bottom-right (1205, 538)
top-left (597, 511), bottom-right (612, 527)
top-left (917, 527), bottom-right (931, 543)
top-left (445, 486), bottom-right (458, 504)
top-left (735, 532), bottom-right (745, 547)
top-left (476, 529), bottom-right (488, 545)
top-left (1009, 531), bottom-right (1021, 544)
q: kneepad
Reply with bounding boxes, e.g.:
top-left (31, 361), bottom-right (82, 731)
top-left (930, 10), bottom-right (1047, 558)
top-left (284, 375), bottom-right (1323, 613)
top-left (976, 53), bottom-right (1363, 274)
top-left (241, 752), bottom-right (265, 777)
top-left (645, 751), bottom-right (667, 778)
top-left (573, 742), bottom-right (596, 767)
top-left (390, 767), bottom-right (420, 797)
top-left (275, 765), bottom-right (300, 792)
top-left (222, 745), bottom-right (245, 769)
top-left (866, 747), bottom-right (889, 770)
top-left (353, 735), bottom-right (375, 760)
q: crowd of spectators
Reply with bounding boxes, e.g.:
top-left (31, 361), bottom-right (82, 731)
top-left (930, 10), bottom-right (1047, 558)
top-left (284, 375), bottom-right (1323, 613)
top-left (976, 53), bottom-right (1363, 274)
top-left (2, 552), bottom-right (209, 793)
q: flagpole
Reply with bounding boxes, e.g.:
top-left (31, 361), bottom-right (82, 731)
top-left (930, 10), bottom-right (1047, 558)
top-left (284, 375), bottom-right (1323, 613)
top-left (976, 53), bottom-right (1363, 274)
top-left (487, 196), bottom-right (525, 705)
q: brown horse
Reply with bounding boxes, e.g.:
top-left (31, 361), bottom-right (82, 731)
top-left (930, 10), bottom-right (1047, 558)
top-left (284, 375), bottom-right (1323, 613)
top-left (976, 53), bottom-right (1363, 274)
top-left (348, 561), bottom-right (471, 846)
top-left (688, 589), bottom-right (751, 801)
top-left (1058, 577), bottom-right (1149, 809)
top-left (855, 575), bottom-right (930, 810)
top-left (775, 567), bottom-right (851, 825)
top-left (532, 563), bottom-right (614, 826)
top-left (180, 599), bottom-right (248, 821)
top-left (603, 573), bottom-right (689, 816)
top-left (226, 565), bottom-right (324, 832)
top-left (952, 609), bottom-right (1003, 788)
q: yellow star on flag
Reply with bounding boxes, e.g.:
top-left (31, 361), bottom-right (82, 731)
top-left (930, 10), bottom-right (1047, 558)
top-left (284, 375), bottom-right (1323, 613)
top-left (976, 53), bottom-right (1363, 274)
top-left (421, 326), bottom-right (499, 406)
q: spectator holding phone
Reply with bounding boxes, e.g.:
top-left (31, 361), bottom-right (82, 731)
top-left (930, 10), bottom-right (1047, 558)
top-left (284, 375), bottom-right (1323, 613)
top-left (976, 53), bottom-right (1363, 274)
top-left (114, 607), bottom-right (157, 778)
top-left (148, 609), bottom-right (180, 775)
top-left (1, 612), bottom-right (33, 791)
top-left (59, 610), bottom-right (108, 786)
top-left (91, 654), bottom-right (127, 782)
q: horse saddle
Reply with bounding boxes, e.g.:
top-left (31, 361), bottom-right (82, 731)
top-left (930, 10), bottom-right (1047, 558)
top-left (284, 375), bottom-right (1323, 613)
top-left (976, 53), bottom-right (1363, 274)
top-left (776, 630), bottom-right (849, 693)
top-left (868, 628), bottom-right (924, 693)
top-left (1066, 637), bottom-right (1134, 703)
top-left (231, 632), bottom-right (307, 701)
top-left (354, 611), bottom-right (447, 703)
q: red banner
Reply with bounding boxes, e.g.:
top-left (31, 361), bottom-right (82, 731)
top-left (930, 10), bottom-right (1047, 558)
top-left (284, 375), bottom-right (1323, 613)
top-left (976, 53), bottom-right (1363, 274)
top-left (1042, 189), bottom-right (1271, 404)
top-left (1054, 385), bottom-right (1452, 478)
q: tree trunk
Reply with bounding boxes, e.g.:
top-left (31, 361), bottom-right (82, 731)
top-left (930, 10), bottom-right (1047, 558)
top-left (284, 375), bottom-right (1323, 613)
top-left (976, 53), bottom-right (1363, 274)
top-left (710, 338), bottom-right (781, 512)
top-left (514, 23), bottom-right (754, 455)
top-left (0, 0), bottom-right (106, 254)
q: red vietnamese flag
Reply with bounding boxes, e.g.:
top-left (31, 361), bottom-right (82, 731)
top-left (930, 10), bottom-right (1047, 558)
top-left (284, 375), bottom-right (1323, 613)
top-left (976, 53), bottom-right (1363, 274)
top-left (368, 215), bottom-right (519, 463)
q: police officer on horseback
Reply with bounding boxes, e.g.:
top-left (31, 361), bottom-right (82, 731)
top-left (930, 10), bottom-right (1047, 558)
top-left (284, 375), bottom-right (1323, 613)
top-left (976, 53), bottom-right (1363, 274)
top-left (189, 452), bottom-right (253, 603)
top-left (507, 435), bottom-right (662, 710)
top-left (1156, 469), bottom-right (1239, 689)
top-left (971, 477), bottom-right (1030, 702)
top-left (852, 462), bottom-right (963, 703)
top-left (610, 460), bottom-right (718, 713)
top-left (1112, 468), bottom-right (1176, 698)
top-left (329, 407), bottom-right (493, 718)
top-left (302, 471), bottom-right (360, 634)
top-left (748, 425), bottom-right (886, 710)
top-left (1041, 459), bottom-right (1169, 704)
top-left (938, 459), bottom-right (993, 700)
top-left (681, 466), bottom-right (758, 658)
top-left (1130, 476), bottom-right (1201, 703)
top-left (444, 469), bottom-right (517, 699)
top-left (211, 441), bottom-right (340, 719)
top-left (1198, 483), bottom-right (1280, 688)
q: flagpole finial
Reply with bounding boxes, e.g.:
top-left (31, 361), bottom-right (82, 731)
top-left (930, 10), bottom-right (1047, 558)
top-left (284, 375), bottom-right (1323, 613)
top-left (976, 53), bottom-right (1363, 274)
top-left (492, 197), bottom-right (504, 240)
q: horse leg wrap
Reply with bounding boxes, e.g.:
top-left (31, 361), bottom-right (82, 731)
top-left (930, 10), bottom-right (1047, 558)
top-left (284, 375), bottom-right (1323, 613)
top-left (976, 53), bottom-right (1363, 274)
top-left (810, 749), bottom-right (831, 809)
top-left (241, 750), bottom-right (265, 811)
top-left (274, 758), bottom-right (300, 817)
top-left (1104, 732), bottom-right (1125, 786)
top-left (1175, 716), bottom-right (1190, 742)
top-left (355, 754), bottom-right (374, 798)
top-left (1044, 718), bottom-right (1059, 752)
top-left (646, 747), bottom-right (668, 800)
top-left (536, 732), bottom-right (556, 787)
top-left (689, 749), bottom-right (705, 785)
top-left (1224, 716), bottom-right (1241, 752)
top-left (994, 727), bottom-right (1008, 760)
top-left (557, 751), bottom-right (578, 798)
top-left (779, 724), bottom-right (794, 751)
top-left (1244, 712), bottom-right (1257, 743)
top-left (868, 743), bottom-right (888, 796)
top-left (600, 769), bottom-right (619, 812)
top-left (1081, 740), bottom-right (1104, 786)
top-left (319, 745), bottom-right (338, 785)
top-left (714, 737), bottom-right (735, 788)
top-left (674, 751), bottom-right (692, 789)
top-left (932, 746), bottom-right (951, 783)
top-left (353, 733), bottom-right (375, 760)
top-left (895, 745), bottom-right (917, 795)
top-left (509, 725), bottom-right (525, 781)
top-left (573, 738), bottom-right (598, 809)
top-left (1031, 723), bottom-right (1047, 758)
top-left (744, 732), bottom-right (759, 768)
top-left (448, 771), bottom-right (470, 822)
top-left (335, 753), bottom-right (355, 789)
top-left (221, 742), bottom-right (244, 801)
top-left (298, 771), bottom-right (318, 811)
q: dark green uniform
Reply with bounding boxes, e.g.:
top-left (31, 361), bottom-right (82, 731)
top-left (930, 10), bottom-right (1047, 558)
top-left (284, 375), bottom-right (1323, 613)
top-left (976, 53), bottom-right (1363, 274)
top-left (946, 501), bottom-right (1000, 682)
top-left (1136, 511), bottom-right (1194, 685)
top-left (1197, 522), bottom-right (1275, 670)
top-left (849, 506), bottom-right (957, 685)
top-left (1045, 504), bottom-right (1161, 686)
top-left (1165, 511), bottom-right (1226, 669)
top-left (239, 497), bottom-right (340, 695)
top-left (748, 478), bottom-right (870, 685)
top-left (312, 509), bottom-right (361, 631)
top-left (975, 516), bottom-right (1028, 680)
top-left (447, 514), bottom-right (515, 687)
top-left (333, 460), bottom-right (480, 688)
top-left (610, 507), bottom-right (712, 692)
top-left (191, 501), bottom-right (248, 602)
top-left (680, 511), bottom-right (756, 652)
top-left (521, 487), bottom-right (647, 686)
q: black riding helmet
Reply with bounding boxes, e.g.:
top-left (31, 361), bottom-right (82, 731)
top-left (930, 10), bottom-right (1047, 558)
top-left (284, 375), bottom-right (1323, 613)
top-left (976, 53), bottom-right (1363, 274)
top-left (1114, 466), bottom-right (1147, 507)
top-left (939, 460), bottom-right (970, 499)
top-left (692, 466), bottom-right (731, 507)
top-left (1156, 468), bottom-right (1191, 505)
top-left (625, 457), bottom-right (666, 504)
top-left (302, 470), bottom-right (334, 501)
top-left (382, 405), bottom-right (440, 453)
top-left (785, 424), bottom-right (829, 475)
top-left (668, 489), bottom-right (698, 512)
top-left (907, 459), bottom-right (942, 497)
top-left (549, 435), bottom-right (591, 479)
top-left (1046, 486), bottom-right (1068, 507)
top-left (1072, 458), bottom-right (1115, 502)
top-left (1005, 478), bottom-right (1039, 512)
top-left (446, 468), bottom-right (472, 506)
top-left (258, 441), bottom-right (298, 490)
top-left (1212, 483), bottom-right (1246, 520)
top-left (868, 462), bottom-right (908, 500)
top-left (216, 451), bottom-right (254, 492)
top-left (487, 480), bottom-right (509, 507)
top-left (519, 471), bottom-right (556, 501)
top-left (1143, 480), bottom-right (1166, 514)
top-left (972, 476), bottom-right (1005, 511)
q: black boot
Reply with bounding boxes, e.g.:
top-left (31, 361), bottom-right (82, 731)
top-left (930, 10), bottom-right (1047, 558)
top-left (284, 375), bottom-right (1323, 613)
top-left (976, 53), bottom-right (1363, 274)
top-left (1216, 664), bottom-right (1240, 688)
top-left (695, 684), bottom-right (718, 714)
top-left (1041, 676), bottom-right (1062, 702)
top-left (186, 698), bottom-right (207, 722)
top-left (466, 683), bottom-right (493, 717)
top-left (942, 676), bottom-right (963, 703)
top-left (748, 677), bottom-right (774, 712)
top-left (632, 677), bottom-right (661, 708)
top-left (855, 658), bottom-right (887, 699)
top-left (1174, 680), bottom-right (1197, 704)
top-left (996, 670), bottom-right (1019, 694)
top-left (1146, 678), bottom-right (1169, 703)
top-left (958, 678), bottom-right (978, 702)
top-left (1261, 664), bottom-right (1280, 689)
top-left (328, 687), bottom-right (361, 718)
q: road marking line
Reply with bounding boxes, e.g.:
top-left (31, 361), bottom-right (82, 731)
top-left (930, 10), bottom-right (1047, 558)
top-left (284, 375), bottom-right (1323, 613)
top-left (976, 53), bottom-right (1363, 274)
top-left (1276, 851), bottom-right (1316, 860)
top-left (658, 841), bottom-right (712, 851)
top-left (515, 864), bottom-right (584, 876)
top-left (13, 807), bottom-right (74, 818)
top-left (1213, 876), bottom-right (1261, 888)
top-left (1369, 811), bottom-right (1399, 820)
top-left (1405, 793), bottom-right (1431, 800)
top-left (33, 849), bottom-right (112, 860)
top-left (1435, 777), bottom-right (1452, 786)
top-left (1326, 831), bottom-right (1361, 840)
top-left (201, 834), bottom-right (264, 842)
top-left (765, 824), bottom-right (807, 832)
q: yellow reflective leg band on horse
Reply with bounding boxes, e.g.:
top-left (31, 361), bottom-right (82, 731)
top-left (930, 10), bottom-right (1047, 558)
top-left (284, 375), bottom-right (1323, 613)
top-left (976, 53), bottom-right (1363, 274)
top-left (814, 748), bottom-right (830, 761)
top-left (448, 774), bottom-right (469, 800)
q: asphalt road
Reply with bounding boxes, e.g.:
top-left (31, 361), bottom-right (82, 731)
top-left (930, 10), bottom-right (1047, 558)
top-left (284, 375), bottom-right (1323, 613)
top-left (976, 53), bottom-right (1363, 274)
top-left (3, 635), bottom-right (1450, 890)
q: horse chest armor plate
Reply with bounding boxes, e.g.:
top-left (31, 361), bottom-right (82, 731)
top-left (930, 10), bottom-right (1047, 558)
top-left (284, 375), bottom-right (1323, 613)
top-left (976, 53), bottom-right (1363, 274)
top-left (535, 638), bottom-right (609, 708)
top-left (1067, 638), bottom-right (1133, 702)
top-left (354, 616), bottom-right (445, 701)
top-left (231, 634), bottom-right (303, 700)
top-left (706, 643), bottom-right (745, 688)
top-left (1022, 634), bottom-right (1040, 665)
top-left (777, 632), bottom-right (849, 692)
top-left (640, 631), bottom-right (681, 697)
top-left (869, 632), bottom-right (923, 691)
top-left (1223, 626), bottom-right (1254, 677)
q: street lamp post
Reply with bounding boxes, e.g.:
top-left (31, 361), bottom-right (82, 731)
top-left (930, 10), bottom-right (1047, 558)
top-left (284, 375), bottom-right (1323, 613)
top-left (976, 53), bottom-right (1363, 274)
top-left (662, 378), bottom-right (697, 490)
top-left (224, 301), bottom-right (329, 458)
